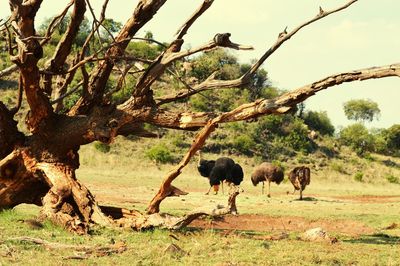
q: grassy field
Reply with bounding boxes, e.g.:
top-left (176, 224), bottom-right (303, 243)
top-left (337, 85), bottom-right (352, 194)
top-left (1, 137), bottom-right (400, 265)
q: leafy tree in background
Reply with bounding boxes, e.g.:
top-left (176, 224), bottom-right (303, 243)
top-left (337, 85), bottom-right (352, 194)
top-left (343, 99), bottom-right (380, 123)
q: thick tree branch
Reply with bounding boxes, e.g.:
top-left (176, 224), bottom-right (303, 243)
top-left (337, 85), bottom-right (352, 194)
top-left (144, 63), bottom-right (400, 130)
top-left (124, 0), bottom-right (216, 106)
top-left (175, 0), bottom-right (214, 39)
top-left (119, 34), bottom-right (252, 111)
top-left (146, 121), bottom-right (217, 214)
top-left (9, 0), bottom-right (54, 132)
top-left (43, 0), bottom-right (86, 95)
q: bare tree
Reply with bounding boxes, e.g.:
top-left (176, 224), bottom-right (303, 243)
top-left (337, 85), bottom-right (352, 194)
top-left (0, 0), bottom-right (399, 234)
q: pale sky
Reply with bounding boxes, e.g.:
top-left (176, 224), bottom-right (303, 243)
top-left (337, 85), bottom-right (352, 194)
top-left (1, 0), bottom-right (399, 129)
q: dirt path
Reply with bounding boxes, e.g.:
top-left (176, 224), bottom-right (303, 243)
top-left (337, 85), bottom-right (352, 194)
top-left (190, 214), bottom-right (375, 236)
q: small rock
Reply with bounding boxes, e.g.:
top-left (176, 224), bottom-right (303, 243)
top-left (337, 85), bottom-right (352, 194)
top-left (302, 227), bottom-right (330, 242)
top-left (383, 223), bottom-right (398, 230)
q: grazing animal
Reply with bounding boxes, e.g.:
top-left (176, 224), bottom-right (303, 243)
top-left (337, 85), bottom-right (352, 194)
top-left (251, 162), bottom-right (284, 197)
top-left (197, 152), bottom-right (243, 194)
top-left (288, 166), bottom-right (311, 200)
top-left (225, 163), bottom-right (244, 187)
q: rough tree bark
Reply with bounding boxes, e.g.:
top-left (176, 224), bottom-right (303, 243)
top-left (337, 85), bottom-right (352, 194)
top-left (0, 0), bottom-right (399, 234)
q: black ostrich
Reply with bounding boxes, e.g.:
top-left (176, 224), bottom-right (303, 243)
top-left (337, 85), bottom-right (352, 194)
top-left (288, 166), bottom-right (311, 200)
top-left (251, 162), bottom-right (284, 197)
top-left (197, 152), bottom-right (243, 195)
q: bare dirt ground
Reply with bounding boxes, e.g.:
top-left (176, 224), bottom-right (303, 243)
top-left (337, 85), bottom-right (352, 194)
top-left (190, 214), bottom-right (375, 237)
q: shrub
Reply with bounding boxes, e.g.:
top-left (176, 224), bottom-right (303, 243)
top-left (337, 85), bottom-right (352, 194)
top-left (231, 135), bottom-right (255, 155)
top-left (145, 144), bottom-right (175, 164)
top-left (170, 134), bottom-right (190, 149)
top-left (385, 174), bottom-right (399, 184)
top-left (331, 162), bottom-right (346, 174)
top-left (353, 171), bottom-right (364, 182)
top-left (94, 142), bottom-right (111, 153)
top-left (339, 123), bottom-right (375, 156)
top-left (362, 153), bottom-right (375, 161)
top-left (302, 110), bottom-right (335, 136)
top-left (385, 124), bottom-right (400, 156)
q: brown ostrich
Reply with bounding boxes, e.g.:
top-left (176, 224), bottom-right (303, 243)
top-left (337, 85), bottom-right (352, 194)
top-left (288, 166), bottom-right (311, 200)
top-left (251, 162), bottom-right (284, 197)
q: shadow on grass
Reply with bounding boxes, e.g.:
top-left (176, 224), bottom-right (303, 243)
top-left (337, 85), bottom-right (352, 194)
top-left (382, 159), bottom-right (400, 169)
top-left (0, 80), bottom-right (18, 89)
top-left (344, 233), bottom-right (400, 245)
top-left (290, 197), bottom-right (319, 202)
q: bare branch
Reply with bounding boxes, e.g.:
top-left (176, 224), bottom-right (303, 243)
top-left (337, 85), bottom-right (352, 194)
top-left (68, 0), bottom-right (167, 115)
top-left (9, 0), bottom-right (53, 132)
top-left (104, 64), bottom-right (133, 100)
top-left (175, 0), bottom-right (214, 39)
top-left (244, 0), bottom-right (358, 78)
top-left (43, 0), bottom-right (86, 95)
top-left (130, 37), bottom-right (167, 47)
top-left (85, 0), bottom-right (114, 46)
top-left (0, 65), bottom-right (18, 78)
top-left (40, 0), bottom-right (74, 46)
top-left (156, 0), bottom-right (358, 105)
top-left (147, 121), bottom-right (217, 214)
top-left (127, 0), bottom-right (216, 101)
top-left (128, 34), bottom-right (252, 101)
top-left (51, 81), bottom-right (83, 105)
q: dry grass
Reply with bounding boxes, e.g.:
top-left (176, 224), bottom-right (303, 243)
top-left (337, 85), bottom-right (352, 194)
top-left (1, 136), bottom-right (400, 265)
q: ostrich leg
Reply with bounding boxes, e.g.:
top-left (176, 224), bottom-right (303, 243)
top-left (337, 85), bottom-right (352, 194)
top-left (267, 181), bottom-right (271, 198)
top-left (205, 186), bottom-right (212, 195)
top-left (299, 187), bottom-right (303, 200)
top-left (262, 181), bottom-right (265, 195)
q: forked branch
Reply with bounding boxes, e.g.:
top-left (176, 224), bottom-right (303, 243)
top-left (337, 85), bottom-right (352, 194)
top-left (157, 0), bottom-right (359, 105)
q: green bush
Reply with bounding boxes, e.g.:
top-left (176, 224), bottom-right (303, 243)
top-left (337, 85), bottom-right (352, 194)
top-left (302, 110), bottom-right (335, 136)
top-left (385, 124), bottom-right (400, 156)
top-left (283, 118), bottom-right (315, 153)
top-left (339, 123), bottom-right (375, 156)
top-left (353, 171), bottom-right (364, 182)
top-left (145, 144), bottom-right (175, 164)
top-left (362, 153), bottom-right (375, 161)
top-left (231, 135), bottom-right (255, 155)
top-left (94, 142), bottom-right (111, 153)
top-left (385, 174), bottom-right (399, 184)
